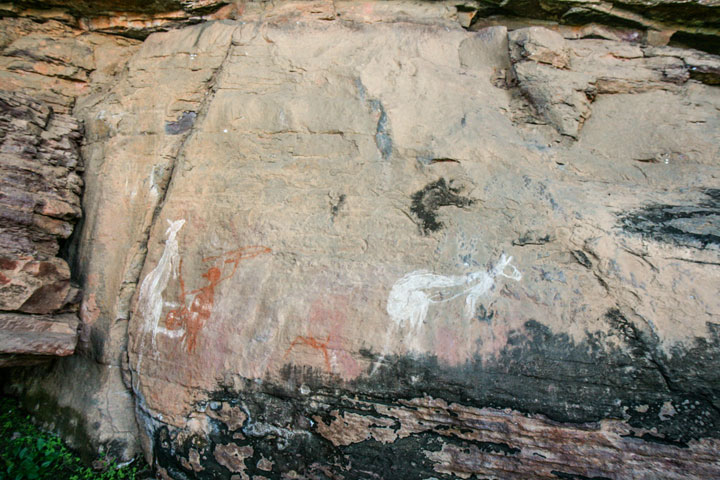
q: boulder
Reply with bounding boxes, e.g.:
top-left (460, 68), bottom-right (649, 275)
top-left (0, 313), bottom-right (79, 366)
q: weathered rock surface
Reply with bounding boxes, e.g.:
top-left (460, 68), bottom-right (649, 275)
top-left (0, 89), bottom-right (82, 364)
top-left (1, 2), bottom-right (720, 478)
top-left (0, 313), bottom-right (79, 366)
top-left (507, 26), bottom-right (720, 137)
top-left (20, 10), bottom-right (712, 477)
top-left (2, 0), bottom-right (720, 53)
top-left (0, 91), bottom-right (82, 258)
top-left (0, 19), bottom-right (141, 458)
top-left (0, 17), bottom-right (139, 113)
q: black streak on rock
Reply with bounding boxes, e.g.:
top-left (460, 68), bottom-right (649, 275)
top-left (148, 312), bottom-right (720, 478)
top-left (165, 111), bottom-right (197, 135)
top-left (572, 250), bottom-right (593, 268)
top-left (513, 233), bottom-right (553, 246)
top-left (551, 470), bottom-right (612, 480)
top-left (410, 178), bottom-right (474, 235)
top-left (619, 189), bottom-right (720, 248)
top-left (475, 304), bottom-right (495, 322)
top-left (370, 99), bottom-right (392, 160)
top-left (330, 194), bottom-right (346, 219)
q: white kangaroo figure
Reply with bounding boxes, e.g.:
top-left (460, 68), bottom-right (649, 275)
top-left (373, 254), bottom-right (521, 374)
top-left (137, 219), bottom-right (186, 344)
top-left (387, 253), bottom-right (521, 330)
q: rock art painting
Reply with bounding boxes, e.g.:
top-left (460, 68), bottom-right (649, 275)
top-left (387, 254), bottom-right (522, 331)
top-left (283, 297), bottom-right (362, 379)
top-left (136, 219), bottom-right (270, 353)
top-left (372, 254), bottom-right (522, 373)
top-left (285, 335), bottom-right (332, 372)
top-left (137, 219), bottom-right (186, 345)
top-left (166, 246), bottom-right (271, 352)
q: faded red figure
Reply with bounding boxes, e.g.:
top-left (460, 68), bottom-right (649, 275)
top-left (283, 296), bottom-right (362, 379)
top-left (286, 335), bottom-right (332, 372)
top-left (166, 246), bottom-right (270, 353)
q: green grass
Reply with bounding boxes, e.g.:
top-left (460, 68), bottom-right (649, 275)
top-left (0, 397), bottom-right (149, 480)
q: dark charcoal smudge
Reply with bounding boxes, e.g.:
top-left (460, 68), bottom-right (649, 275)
top-left (330, 194), bottom-right (346, 219)
top-left (571, 250), bottom-right (593, 268)
top-left (410, 178), bottom-right (473, 235)
top-left (165, 111), bottom-right (197, 135)
top-left (513, 233), bottom-right (553, 246)
top-left (551, 470), bottom-right (612, 480)
top-left (619, 189), bottom-right (720, 248)
top-left (150, 310), bottom-right (720, 477)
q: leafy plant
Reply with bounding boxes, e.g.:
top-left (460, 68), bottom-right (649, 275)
top-left (0, 397), bottom-right (149, 480)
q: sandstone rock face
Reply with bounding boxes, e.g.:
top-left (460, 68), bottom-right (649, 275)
top-left (2, 0), bottom-right (720, 52)
top-left (0, 18), bottom-right (141, 458)
top-left (44, 10), bottom-right (717, 477)
top-left (0, 313), bottom-right (79, 366)
top-left (1, 2), bottom-right (720, 477)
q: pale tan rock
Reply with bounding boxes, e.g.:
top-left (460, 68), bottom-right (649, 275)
top-left (508, 27), bottom-right (705, 137)
top-left (73, 18), bottom-right (717, 477)
top-left (0, 19), bottom-right (142, 463)
top-left (2, 3), bottom-right (720, 477)
top-left (509, 26), bottom-right (571, 68)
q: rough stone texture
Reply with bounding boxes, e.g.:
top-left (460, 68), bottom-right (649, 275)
top-left (0, 91), bottom-right (82, 258)
top-left (0, 18), bottom-right (140, 113)
top-left (28, 9), bottom-right (714, 477)
top-left (0, 19), bottom-right (141, 460)
top-left (2, 0), bottom-right (720, 51)
top-left (506, 28), bottom-right (720, 137)
top-left (0, 89), bottom-right (82, 364)
top-left (0, 312), bottom-right (79, 366)
top-left (1, 2), bottom-right (720, 477)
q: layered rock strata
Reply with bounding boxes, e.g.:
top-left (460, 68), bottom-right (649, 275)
top-left (2, 0), bottom-right (720, 54)
top-left (0, 90), bottom-right (82, 365)
top-left (0, 18), bottom-right (141, 458)
top-left (0, 2), bottom-right (719, 478)
top-left (38, 14), bottom-right (718, 478)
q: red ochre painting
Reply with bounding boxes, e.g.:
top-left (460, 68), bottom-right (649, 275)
top-left (166, 246), bottom-right (271, 352)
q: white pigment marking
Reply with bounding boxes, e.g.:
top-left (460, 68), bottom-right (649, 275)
top-left (386, 254), bottom-right (521, 331)
top-left (372, 254), bottom-right (522, 374)
top-left (137, 219), bottom-right (186, 344)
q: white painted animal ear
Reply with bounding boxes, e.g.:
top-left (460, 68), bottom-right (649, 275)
top-left (504, 264), bottom-right (522, 281)
top-left (165, 218), bottom-right (186, 236)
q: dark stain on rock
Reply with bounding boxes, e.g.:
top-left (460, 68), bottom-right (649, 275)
top-left (370, 99), bottom-right (392, 160)
top-left (513, 232), bottom-right (553, 246)
top-left (355, 78), bottom-right (392, 161)
top-left (165, 111), bottom-right (197, 135)
top-left (619, 189), bottom-right (720, 248)
top-left (475, 304), bottom-right (495, 322)
top-left (551, 470), bottom-right (612, 480)
top-left (410, 178), bottom-right (474, 235)
top-left (572, 250), bottom-right (593, 268)
top-left (147, 309), bottom-right (720, 478)
top-left (329, 194), bottom-right (346, 219)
